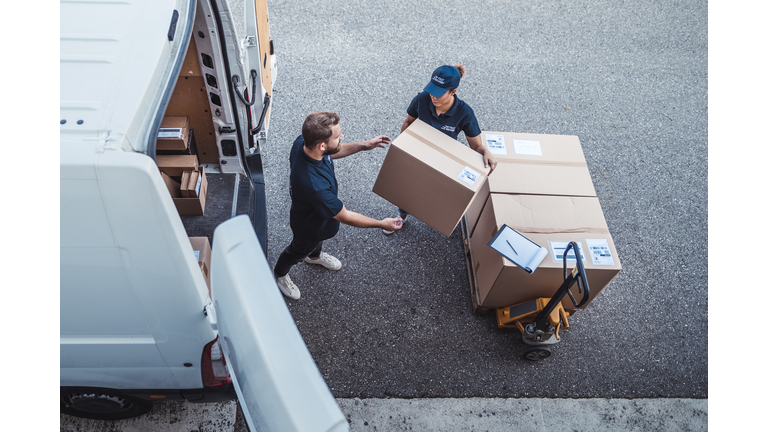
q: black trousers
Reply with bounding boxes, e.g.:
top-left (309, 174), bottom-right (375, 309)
top-left (273, 237), bottom-right (324, 278)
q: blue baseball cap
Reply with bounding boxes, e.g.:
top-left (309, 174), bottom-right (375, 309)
top-left (423, 65), bottom-right (461, 97)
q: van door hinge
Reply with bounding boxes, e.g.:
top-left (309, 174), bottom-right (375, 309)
top-left (218, 126), bottom-right (236, 134)
top-left (245, 36), bottom-right (257, 46)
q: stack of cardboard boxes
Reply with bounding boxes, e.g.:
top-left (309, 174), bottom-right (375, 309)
top-left (374, 123), bottom-right (621, 312)
top-left (156, 117), bottom-right (208, 216)
top-left (157, 116), bottom-right (211, 293)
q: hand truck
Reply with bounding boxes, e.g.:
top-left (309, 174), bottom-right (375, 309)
top-left (495, 241), bottom-right (591, 361)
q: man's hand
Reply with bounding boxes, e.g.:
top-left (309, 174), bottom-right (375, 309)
top-left (483, 151), bottom-right (498, 174)
top-left (362, 135), bottom-right (391, 151)
top-left (332, 135), bottom-right (391, 159)
top-left (380, 217), bottom-right (403, 232)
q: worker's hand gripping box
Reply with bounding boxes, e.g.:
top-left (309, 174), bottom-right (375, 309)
top-left (372, 119), bottom-right (491, 237)
top-left (465, 132), bottom-right (596, 237)
top-left (469, 193), bottom-right (621, 311)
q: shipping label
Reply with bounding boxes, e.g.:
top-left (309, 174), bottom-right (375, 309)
top-left (513, 139), bottom-right (543, 156)
top-left (485, 134), bottom-right (507, 155)
top-left (586, 238), bottom-right (615, 265)
top-left (458, 166), bottom-right (480, 186)
top-left (158, 128), bottom-right (183, 138)
top-left (550, 241), bottom-right (586, 262)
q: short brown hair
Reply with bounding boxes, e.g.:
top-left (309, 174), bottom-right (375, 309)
top-left (302, 112), bottom-right (340, 148)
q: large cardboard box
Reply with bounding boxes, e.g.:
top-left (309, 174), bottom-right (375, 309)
top-left (189, 236), bottom-right (212, 295)
top-left (156, 116), bottom-right (191, 151)
top-left (470, 193), bottom-right (621, 311)
top-left (372, 119), bottom-right (491, 237)
top-left (465, 132), bottom-right (596, 237)
top-left (156, 154), bottom-right (198, 177)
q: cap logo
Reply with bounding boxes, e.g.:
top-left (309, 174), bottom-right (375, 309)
top-left (432, 75), bottom-right (445, 84)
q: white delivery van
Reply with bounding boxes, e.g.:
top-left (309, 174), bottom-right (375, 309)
top-left (60, 1), bottom-right (348, 431)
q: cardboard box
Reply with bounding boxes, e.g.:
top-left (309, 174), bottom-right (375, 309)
top-left (189, 236), bottom-right (212, 295)
top-left (187, 170), bottom-right (201, 198)
top-left (180, 171), bottom-right (192, 198)
top-left (372, 119), bottom-right (491, 237)
top-left (161, 167), bottom-right (208, 215)
top-left (156, 116), bottom-right (190, 151)
top-left (470, 193), bottom-right (621, 311)
top-left (161, 172), bottom-right (182, 199)
top-left (156, 154), bottom-right (198, 177)
top-left (174, 167), bottom-right (207, 215)
top-left (466, 132), bottom-right (596, 237)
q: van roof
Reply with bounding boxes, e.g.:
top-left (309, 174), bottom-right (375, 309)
top-left (60, 0), bottom-right (179, 147)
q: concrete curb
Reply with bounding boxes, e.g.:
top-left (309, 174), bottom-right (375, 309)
top-left (60, 398), bottom-right (708, 432)
top-left (336, 398), bottom-right (708, 432)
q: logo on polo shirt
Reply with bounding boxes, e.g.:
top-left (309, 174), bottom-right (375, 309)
top-left (441, 125), bottom-right (456, 132)
top-left (432, 75), bottom-right (445, 84)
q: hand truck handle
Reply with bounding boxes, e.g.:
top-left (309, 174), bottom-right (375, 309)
top-left (563, 242), bottom-right (590, 308)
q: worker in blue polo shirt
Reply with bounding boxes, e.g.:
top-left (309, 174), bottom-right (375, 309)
top-left (274, 111), bottom-right (403, 300)
top-left (383, 64), bottom-right (498, 235)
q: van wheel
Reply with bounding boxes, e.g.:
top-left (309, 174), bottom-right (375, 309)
top-left (61, 389), bottom-right (152, 420)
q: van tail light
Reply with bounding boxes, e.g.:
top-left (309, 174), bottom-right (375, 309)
top-left (201, 336), bottom-right (231, 387)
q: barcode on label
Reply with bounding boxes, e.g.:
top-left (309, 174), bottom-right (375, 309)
top-left (158, 128), bottom-right (183, 138)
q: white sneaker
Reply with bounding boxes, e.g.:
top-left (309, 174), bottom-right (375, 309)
top-left (304, 252), bottom-right (342, 270)
top-left (382, 215), bottom-right (407, 235)
top-left (276, 274), bottom-right (300, 300)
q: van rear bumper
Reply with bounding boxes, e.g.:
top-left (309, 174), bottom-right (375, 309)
top-left (61, 383), bottom-right (236, 404)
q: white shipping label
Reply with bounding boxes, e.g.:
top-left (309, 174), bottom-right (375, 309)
top-left (158, 128), bottom-right (183, 138)
top-left (485, 134), bottom-right (508, 155)
top-left (513, 139), bottom-right (543, 156)
top-left (586, 238), bottom-right (615, 265)
top-left (194, 250), bottom-right (200, 261)
top-left (550, 241), bottom-right (586, 262)
top-left (458, 166), bottom-right (481, 186)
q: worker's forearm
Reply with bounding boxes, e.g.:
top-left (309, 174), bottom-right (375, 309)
top-left (333, 142), bottom-right (364, 159)
top-left (335, 209), bottom-right (384, 229)
top-left (401, 117), bottom-right (416, 133)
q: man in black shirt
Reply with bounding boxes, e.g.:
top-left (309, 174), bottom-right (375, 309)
top-left (274, 112), bottom-right (403, 300)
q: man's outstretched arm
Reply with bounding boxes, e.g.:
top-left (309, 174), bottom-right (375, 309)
top-left (332, 135), bottom-right (391, 159)
top-left (333, 206), bottom-right (402, 231)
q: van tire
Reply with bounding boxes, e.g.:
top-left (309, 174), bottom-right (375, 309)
top-left (60, 388), bottom-right (153, 420)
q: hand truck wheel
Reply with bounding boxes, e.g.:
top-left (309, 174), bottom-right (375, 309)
top-left (523, 346), bottom-right (552, 361)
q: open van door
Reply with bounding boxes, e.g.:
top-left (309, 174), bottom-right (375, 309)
top-left (211, 216), bottom-right (348, 432)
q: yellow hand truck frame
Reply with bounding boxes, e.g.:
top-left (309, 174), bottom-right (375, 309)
top-left (495, 241), bottom-right (591, 361)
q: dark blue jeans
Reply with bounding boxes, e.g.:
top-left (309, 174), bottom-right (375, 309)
top-left (274, 237), bottom-right (323, 278)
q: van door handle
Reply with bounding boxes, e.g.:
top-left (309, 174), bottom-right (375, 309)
top-left (203, 300), bottom-right (218, 330)
top-left (231, 70), bottom-right (258, 107)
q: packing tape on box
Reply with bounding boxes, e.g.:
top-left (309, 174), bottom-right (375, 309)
top-left (405, 129), bottom-right (487, 175)
top-left (491, 225), bottom-right (610, 238)
top-left (509, 226), bottom-right (611, 235)
top-left (493, 159), bottom-right (589, 167)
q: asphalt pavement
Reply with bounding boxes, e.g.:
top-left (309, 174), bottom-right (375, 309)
top-left (264, 0), bottom-right (707, 400)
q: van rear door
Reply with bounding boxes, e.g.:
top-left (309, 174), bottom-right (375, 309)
top-left (211, 215), bottom-right (348, 432)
